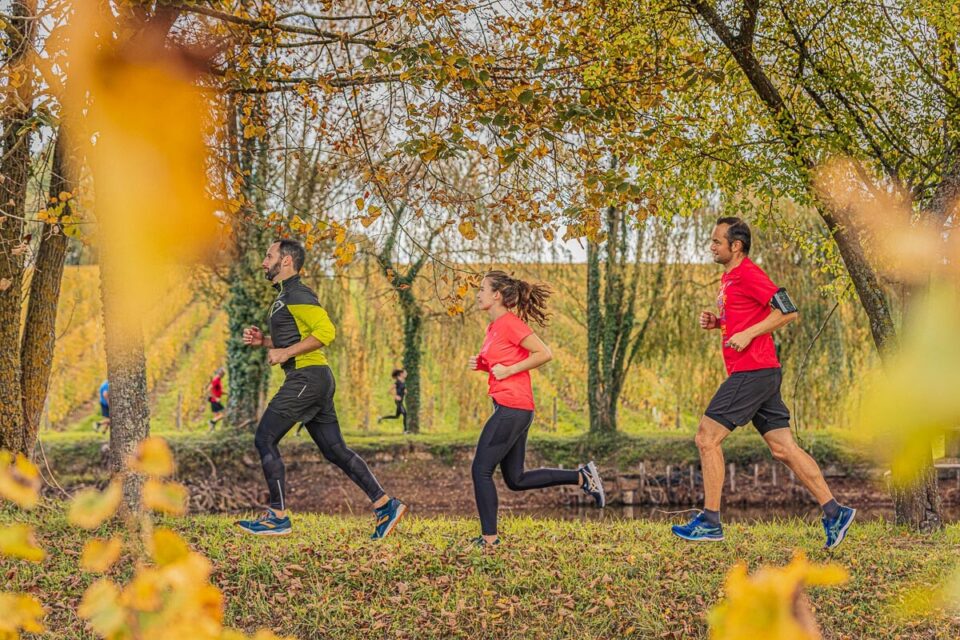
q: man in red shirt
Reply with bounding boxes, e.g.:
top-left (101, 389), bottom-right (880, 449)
top-left (671, 217), bottom-right (855, 549)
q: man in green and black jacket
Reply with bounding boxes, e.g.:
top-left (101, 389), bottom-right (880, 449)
top-left (237, 239), bottom-right (407, 538)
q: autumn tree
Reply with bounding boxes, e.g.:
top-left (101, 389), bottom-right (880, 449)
top-left (0, 0), bottom-right (81, 456)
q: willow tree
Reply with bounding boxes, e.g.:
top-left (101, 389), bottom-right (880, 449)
top-left (587, 204), bottom-right (669, 433)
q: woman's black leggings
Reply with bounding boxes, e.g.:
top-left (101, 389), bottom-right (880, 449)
top-left (379, 400), bottom-right (407, 430)
top-left (255, 407), bottom-right (386, 511)
top-left (471, 403), bottom-right (580, 535)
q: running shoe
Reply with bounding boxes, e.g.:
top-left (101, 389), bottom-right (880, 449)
top-left (370, 497), bottom-right (407, 540)
top-left (470, 536), bottom-right (501, 547)
top-left (822, 505), bottom-right (856, 549)
top-left (236, 509), bottom-right (291, 536)
top-left (671, 512), bottom-right (724, 542)
top-left (578, 461), bottom-right (606, 508)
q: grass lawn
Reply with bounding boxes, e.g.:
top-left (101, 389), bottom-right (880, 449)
top-left (4, 509), bottom-right (959, 639)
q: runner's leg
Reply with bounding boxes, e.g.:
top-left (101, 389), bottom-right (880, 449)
top-left (471, 405), bottom-right (530, 537)
top-left (499, 419), bottom-right (580, 490)
top-left (304, 418), bottom-right (387, 504)
top-left (254, 407), bottom-right (298, 512)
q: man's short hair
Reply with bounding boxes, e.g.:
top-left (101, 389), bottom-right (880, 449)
top-left (716, 216), bottom-right (752, 254)
top-left (276, 239), bottom-right (306, 271)
top-left (391, 369), bottom-right (405, 378)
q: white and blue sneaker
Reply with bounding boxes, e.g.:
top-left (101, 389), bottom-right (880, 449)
top-left (236, 508), bottom-right (292, 536)
top-left (671, 512), bottom-right (724, 542)
top-left (578, 461), bottom-right (606, 508)
top-left (822, 505), bottom-right (856, 549)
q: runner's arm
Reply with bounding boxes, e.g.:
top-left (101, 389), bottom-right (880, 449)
top-left (267, 335), bottom-right (322, 365)
top-left (491, 333), bottom-right (552, 379)
top-left (278, 335), bottom-right (323, 358)
top-left (744, 307), bottom-right (798, 339)
top-left (243, 326), bottom-right (273, 348)
top-left (725, 308), bottom-right (798, 351)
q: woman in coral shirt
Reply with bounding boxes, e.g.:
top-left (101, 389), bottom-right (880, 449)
top-left (468, 271), bottom-right (605, 547)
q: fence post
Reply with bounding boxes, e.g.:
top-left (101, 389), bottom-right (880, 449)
top-left (666, 465), bottom-right (673, 501)
top-left (176, 391), bottom-right (183, 431)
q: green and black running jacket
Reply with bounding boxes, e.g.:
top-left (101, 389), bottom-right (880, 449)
top-left (269, 275), bottom-right (336, 371)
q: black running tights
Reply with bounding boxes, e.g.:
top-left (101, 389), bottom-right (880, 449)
top-left (471, 403), bottom-right (580, 535)
top-left (254, 407), bottom-right (385, 510)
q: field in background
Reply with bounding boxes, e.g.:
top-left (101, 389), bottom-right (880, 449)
top-left (45, 261), bottom-right (876, 436)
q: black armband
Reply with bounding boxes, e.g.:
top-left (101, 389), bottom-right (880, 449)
top-left (770, 288), bottom-right (798, 314)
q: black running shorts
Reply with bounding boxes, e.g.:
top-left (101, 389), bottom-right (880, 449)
top-left (265, 365), bottom-right (338, 425)
top-left (704, 368), bottom-right (791, 435)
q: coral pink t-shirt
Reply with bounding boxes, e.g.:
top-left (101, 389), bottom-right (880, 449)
top-left (476, 312), bottom-right (535, 410)
top-left (717, 257), bottom-right (781, 375)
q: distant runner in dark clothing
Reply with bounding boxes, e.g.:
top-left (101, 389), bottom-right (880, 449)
top-left (377, 368), bottom-right (408, 432)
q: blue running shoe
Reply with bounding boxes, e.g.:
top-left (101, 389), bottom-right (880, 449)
top-left (578, 461), bottom-right (606, 508)
top-left (671, 512), bottom-right (724, 542)
top-left (822, 505), bottom-right (856, 549)
top-left (370, 497), bottom-right (407, 540)
top-left (236, 509), bottom-right (291, 536)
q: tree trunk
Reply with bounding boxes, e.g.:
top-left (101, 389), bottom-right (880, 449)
top-left (399, 291), bottom-right (423, 433)
top-left (587, 203), bottom-right (666, 433)
top-left (99, 252), bottom-right (151, 513)
top-left (225, 228), bottom-right (271, 428)
top-left (20, 135), bottom-right (72, 453)
top-left (586, 233), bottom-right (607, 433)
top-left (0, 0), bottom-right (37, 454)
top-left (224, 95), bottom-right (273, 429)
top-left (892, 451), bottom-right (943, 533)
top-left (375, 207), bottom-right (438, 434)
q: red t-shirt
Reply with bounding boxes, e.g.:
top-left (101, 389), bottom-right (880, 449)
top-left (716, 257), bottom-right (781, 375)
top-left (476, 312), bottom-right (535, 410)
top-left (209, 376), bottom-right (223, 401)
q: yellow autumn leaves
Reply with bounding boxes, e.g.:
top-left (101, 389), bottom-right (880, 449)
top-left (65, 435), bottom-right (183, 530)
top-left (69, 481), bottom-right (124, 529)
top-left (0, 451), bottom-right (42, 509)
top-left (1, 437), bottom-right (293, 640)
top-left (81, 537), bottom-right (124, 573)
top-left (0, 452), bottom-right (46, 638)
top-left (77, 528), bottom-right (222, 639)
top-left (61, 0), bottom-right (220, 335)
top-left (709, 553), bottom-right (849, 640)
top-left (65, 437), bottom-right (293, 640)
top-left (0, 593), bottom-right (45, 639)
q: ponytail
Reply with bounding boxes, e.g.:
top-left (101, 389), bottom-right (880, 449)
top-left (484, 270), bottom-right (552, 326)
